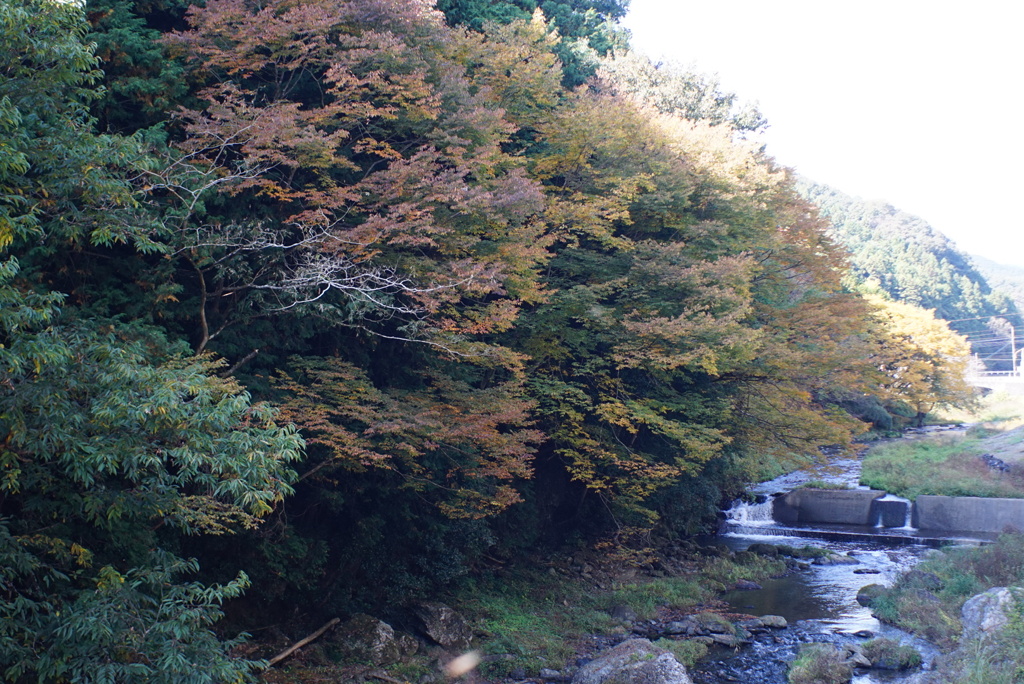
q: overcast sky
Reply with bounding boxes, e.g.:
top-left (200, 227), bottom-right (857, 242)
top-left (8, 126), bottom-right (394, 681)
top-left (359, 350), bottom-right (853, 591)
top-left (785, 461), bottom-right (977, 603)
top-left (621, 0), bottom-right (1024, 267)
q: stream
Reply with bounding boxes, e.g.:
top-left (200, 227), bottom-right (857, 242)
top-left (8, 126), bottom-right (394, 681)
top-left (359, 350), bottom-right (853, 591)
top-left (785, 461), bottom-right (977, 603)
top-left (689, 429), bottom-right (976, 684)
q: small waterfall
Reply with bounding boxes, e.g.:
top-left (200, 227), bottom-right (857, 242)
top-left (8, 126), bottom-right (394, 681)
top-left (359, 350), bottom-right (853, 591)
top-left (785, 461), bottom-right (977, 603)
top-left (873, 494), bottom-right (917, 531)
top-left (725, 498), bottom-right (775, 526)
top-left (899, 499), bottom-right (917, 531)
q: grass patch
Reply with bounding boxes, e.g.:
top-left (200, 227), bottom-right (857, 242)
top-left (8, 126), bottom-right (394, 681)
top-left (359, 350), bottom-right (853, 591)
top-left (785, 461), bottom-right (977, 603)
top-left (939, 391), bottom-right (1024, 428)
top-left (787, 643), bottom-right (851, 684)
top-left (796, 480), bottom-right (851, 490)
top-left (444, 545), bottom-right (790, 677)
top-left (936, 634), bottom-right (1024, 684)
top-left (860, 435), bottom-right (1024, 499)
top-left (701, 553), bottom-right (786, 591)
top-left (861, 638), bottom-right (921, 669)
top-left (606, 577), bottom-right (710, 620)
top-left (461, 569), bottom-right (616, 677)
top-left (873, 532), bottom-right (1024, 648)
top-left (652, 638), bottom-right (708, 667)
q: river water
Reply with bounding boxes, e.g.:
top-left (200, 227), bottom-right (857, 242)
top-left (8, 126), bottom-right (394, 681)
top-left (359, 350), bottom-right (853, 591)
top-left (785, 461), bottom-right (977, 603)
top-left (689, 432), bottom-right (974, 684)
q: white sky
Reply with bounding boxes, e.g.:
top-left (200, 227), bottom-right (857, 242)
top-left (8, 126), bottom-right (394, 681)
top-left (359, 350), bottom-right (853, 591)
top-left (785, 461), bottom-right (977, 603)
top-left (622, 0), bottom-right (1024, 268)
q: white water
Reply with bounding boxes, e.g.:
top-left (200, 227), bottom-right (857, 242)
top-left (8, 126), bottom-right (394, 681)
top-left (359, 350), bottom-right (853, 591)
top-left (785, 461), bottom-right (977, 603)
top-left (702, 431), bottom-right (987, 683)
top-left (874, 493), bottom-right (917, 531)
top-left (725, 499), bottom-right (775, 526)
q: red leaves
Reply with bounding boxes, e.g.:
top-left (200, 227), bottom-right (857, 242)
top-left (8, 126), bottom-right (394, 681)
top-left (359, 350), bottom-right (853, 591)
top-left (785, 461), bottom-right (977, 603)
top-left (276, 358), bottom-right (540, 518)
top-left (165, 0), bottom-right (548, 348)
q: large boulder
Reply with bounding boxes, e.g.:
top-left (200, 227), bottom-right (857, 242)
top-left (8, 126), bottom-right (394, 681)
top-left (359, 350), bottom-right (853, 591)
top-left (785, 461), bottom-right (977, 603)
top-left (857, 583), bottom-right (886, 607)
top-left (572, 639), bottom-right (693, 684)
top-left (961, 587), bottom-right (1024, 642)
top-left (414, 602), bottom-right (473, 650)
top-left (332, 614), bottom-right (403, 665)
top-left (758, 615), bottom-right (788, 629)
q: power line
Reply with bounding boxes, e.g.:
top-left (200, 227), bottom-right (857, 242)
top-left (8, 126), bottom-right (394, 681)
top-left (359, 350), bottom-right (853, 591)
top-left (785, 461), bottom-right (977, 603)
top-left (941, 312), bottom-right (1024, 323)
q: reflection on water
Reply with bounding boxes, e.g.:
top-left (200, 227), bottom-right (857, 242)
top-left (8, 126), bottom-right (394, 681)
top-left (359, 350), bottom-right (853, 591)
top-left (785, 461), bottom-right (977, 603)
top-left (693, 440), bottom-right (957, 684)
top-left (719, 534), bottom-right (924, 632)
top-left (691, 533), bottom-right (938, 684)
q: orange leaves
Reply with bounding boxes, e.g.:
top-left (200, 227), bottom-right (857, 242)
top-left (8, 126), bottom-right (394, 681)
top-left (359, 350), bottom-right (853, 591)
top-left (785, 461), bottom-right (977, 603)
top-left (276, 358), bottom-right (540, 518)
top-left (614, 247), bottom-right (758, 375)
top-left (160, 0), bottom-right (553, 355)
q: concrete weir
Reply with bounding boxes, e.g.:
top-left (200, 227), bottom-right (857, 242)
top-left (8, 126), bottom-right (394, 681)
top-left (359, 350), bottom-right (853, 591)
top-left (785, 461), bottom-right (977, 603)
top-left (915, 495), bottom-right (1024, 534)
top-left (773, 489), bottom-right (885, 526)
top-left (768, 488), bottom-right (1024, 537)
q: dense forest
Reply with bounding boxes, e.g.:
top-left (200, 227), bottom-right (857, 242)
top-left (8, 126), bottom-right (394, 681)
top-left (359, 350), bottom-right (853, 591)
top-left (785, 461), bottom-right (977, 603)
top-left (799, 180), bottom-right (1021, 371)
top-left (972, 254), bottom-right (1024, 320)
top-left (0, 0), bottom-right (978, 678)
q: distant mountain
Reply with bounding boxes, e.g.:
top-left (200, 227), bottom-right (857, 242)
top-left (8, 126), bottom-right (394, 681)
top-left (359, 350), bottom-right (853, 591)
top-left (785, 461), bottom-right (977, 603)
top-left (797, 180), bottom-right (1019, 371)
top-left (971, 254), bottom-right (1024, 312)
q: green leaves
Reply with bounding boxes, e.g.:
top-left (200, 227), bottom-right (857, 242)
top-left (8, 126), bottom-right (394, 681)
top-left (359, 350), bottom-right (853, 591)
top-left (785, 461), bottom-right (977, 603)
top-left (0, 537), bottom-right (265, 683)
top-left (0, 1), bottom-right (305, 674)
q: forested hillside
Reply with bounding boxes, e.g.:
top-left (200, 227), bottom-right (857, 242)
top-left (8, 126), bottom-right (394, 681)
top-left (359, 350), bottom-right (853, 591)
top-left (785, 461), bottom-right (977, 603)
top-left (972, 254), bottom-right (1024, 315)
top-left (0, 0), bottom-right (977, 678)
top-left (798, 180), bottom-right (1019, 370)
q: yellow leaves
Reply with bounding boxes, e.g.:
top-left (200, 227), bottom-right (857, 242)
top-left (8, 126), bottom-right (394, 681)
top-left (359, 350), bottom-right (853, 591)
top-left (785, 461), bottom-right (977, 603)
top-left (95, 566), bottom-right (125, 590)
top-left (868, 295), bottom-right (975, 416)
top-left (656, 115), bottom-right (783, 198)
top-left (462, 11), bottom-right (562, 128)
top-left (70, 543), bottom-right (93, 568)
top-left (594, 401), bottom-right (637, 433)
top-left (353, 137), bottom-right (405, 161)
top-left (171, 496), bottom-right (262, 534)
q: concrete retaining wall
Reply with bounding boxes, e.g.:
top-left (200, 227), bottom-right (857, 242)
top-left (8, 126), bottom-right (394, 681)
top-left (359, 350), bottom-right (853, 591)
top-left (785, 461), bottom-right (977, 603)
top-left (765, 489), bottom-right (1024, 536)
top-left (914, 495), bottom-right (1024, 534)
top-left (773, 489), bottom-right (885, 526)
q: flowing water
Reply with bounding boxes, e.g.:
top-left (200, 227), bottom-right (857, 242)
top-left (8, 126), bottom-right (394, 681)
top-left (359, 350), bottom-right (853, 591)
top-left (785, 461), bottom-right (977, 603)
top-left (690, 436), bottom-right (978, 684)
top-left (689, 531), bottom-right (939, 684)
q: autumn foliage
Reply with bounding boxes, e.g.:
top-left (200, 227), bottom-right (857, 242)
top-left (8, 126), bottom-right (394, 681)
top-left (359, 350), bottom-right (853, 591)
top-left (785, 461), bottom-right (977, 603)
top-left (0, 0), bottom-right (981, 672)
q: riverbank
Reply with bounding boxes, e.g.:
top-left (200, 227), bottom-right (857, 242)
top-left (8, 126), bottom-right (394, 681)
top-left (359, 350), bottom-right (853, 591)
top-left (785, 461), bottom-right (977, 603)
top-left (259, 396), bottom-right (1024, 684)
top-left (866, 531), bottom-right (1024, 684)
top-left (861, 391), bottom-right (1024, 500)
top-left (260, 539), bottom-right (815, 682)
top-left (258, 526), bottom-right (946, 684)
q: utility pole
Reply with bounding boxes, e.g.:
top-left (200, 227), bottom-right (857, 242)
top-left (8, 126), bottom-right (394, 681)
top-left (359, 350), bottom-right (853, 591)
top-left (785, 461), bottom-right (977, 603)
top-left (1014, 325), bottom-right (1019, 376)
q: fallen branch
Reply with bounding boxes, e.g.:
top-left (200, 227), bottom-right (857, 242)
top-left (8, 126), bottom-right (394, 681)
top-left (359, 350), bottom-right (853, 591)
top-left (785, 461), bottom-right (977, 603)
top-left (267, 617), bottom-right (340, 667)
top-left (368, 672), bottom-right (405, 684)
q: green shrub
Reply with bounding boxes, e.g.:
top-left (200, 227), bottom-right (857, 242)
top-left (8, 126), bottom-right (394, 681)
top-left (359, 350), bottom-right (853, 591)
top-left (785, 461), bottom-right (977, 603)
top-left (787, 643), bottom-right (852, 684)
top-left (861, 638), bottom-right (921, 669)
top-left (0, 542), bottom-right (263, 684)
top-left (605, 578), bottom-right (709, 619)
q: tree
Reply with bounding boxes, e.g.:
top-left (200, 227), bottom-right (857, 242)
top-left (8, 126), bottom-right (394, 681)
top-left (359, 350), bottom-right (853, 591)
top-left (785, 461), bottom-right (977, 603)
top-left (437, 0), bottom-right (630, 86)
top-left (0, 0), bottom-right (302, 678)
top-left (599, 51), bottom-right (766, 132)
top-left (869, 295), bottom-right (976, 426)
top-left (160, 0), bottom-right (549, 359)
